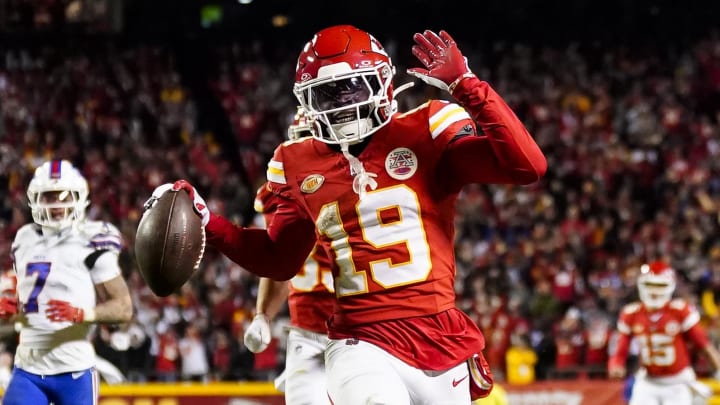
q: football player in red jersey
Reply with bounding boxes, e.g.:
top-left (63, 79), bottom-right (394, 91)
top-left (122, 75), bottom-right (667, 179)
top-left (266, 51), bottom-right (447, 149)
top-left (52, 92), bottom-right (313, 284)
top-left (245, 182), bottom-right (334, 405)
top-left (608, 260), bottom-right (720, 405)
top-left (150, 25), bottom-right (546, 404)
top-left (243, 112), bottom-right (334, 405)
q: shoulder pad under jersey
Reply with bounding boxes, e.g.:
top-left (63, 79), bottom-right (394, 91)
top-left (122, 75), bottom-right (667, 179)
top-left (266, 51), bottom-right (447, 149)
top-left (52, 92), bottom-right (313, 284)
top-left (79, 221), bottom-right (124, 253)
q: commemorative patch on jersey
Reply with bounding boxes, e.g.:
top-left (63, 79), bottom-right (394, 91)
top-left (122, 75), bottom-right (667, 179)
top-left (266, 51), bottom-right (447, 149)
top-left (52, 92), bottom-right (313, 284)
top-left (301, 174), bottom-right (325, 193)
top-left (664, 320), bottom-right (680, 335)
top-left (385, 148), bottom-right (417, 180)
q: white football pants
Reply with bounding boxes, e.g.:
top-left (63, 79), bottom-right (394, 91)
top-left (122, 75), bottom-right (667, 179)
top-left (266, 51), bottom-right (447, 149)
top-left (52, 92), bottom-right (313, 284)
top-left (325, 338), bottom-right (471, 405)
top-left (276, 328), bottom-right (331, 405)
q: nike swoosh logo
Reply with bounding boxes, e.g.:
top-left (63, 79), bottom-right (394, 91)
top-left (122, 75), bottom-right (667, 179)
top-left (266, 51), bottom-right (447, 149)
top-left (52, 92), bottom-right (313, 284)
top-left (452, 375), bottom-right (468, 387)
top-left (71, 371), bottom-right (85, 380)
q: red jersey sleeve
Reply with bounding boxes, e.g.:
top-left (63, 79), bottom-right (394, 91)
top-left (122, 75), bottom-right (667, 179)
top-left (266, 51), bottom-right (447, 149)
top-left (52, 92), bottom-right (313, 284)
top-left (441, 77), bottom-right (547, 191)
top-left (608, 304), bottom-right (635, 370)
top-left (675, 301), bottom-right (710, 349)
top-left (205, 201), bottom-right (315, 281)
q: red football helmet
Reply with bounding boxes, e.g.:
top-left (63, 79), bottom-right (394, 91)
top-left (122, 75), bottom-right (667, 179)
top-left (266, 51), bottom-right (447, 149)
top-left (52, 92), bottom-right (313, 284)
top-left (293, 25), bottom-right (396, 145)
top-left (637, 260), bottom-right (676, 309)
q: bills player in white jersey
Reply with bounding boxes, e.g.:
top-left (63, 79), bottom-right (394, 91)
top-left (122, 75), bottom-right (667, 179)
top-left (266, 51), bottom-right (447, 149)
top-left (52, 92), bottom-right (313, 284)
top-left (0, 159), bottom-right (133, 405)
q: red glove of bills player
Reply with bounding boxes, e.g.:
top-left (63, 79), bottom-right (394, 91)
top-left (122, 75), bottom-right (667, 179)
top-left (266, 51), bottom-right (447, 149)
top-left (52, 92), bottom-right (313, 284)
top-left (0, 297), bottom-right (18, 320)
top-left (406, 30), bottom-right (474, 94)
top-left (46, 299), bottom-right (94, 323)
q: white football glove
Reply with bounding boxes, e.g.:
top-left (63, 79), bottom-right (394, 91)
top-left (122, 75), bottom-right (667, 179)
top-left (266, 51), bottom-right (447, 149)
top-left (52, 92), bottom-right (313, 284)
top-left (144, 180), bottom-right (210, 227)
top-left (144, 183), bottom-right (173, 209)
top-left (244, 314), bottom-right (271, 353)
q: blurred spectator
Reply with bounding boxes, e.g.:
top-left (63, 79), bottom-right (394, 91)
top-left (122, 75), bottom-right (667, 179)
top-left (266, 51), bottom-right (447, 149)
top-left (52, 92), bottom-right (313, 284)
top-left (527, 278), bottom-right (563, 331)
top-left (552, 307), bottom-right (586, 378)
top-left (505, 333), bottom-right (537, 385)
top-left (154, 325), bottom-right (180, 382)
top-left (178, 324), bottom-right (210, 382)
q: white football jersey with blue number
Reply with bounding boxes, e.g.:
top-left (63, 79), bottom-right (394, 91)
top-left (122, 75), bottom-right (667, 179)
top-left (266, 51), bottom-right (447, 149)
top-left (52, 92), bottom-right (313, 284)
top-left (11, 220), bottom-right (123, 375)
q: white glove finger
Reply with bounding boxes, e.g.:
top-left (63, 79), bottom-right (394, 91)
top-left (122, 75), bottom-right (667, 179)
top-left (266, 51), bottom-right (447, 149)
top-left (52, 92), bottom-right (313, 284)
top-left (260, 324), bottom-right (271, 345)
top-left (152, 183), bottom-right (174, 198)
top-left (244, 329), bottom-right (266, 353)
top-left (144, 183), bottom-right (174, 210)
top-left (406, 70), bottom-right (449, 92)
top-left (244, 316), bottom-right (271, 353)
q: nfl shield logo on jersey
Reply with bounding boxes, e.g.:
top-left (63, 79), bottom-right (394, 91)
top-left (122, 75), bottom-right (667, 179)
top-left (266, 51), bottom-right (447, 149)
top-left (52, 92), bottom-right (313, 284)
top-left (385, 148), bottom-right (417, 180)
top-left (301, 174), bottom-right (325, 193)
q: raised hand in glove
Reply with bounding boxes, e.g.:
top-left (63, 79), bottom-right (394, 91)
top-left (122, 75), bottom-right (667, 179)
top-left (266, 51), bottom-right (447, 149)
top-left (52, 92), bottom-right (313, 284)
top-left (0, 297), bottom-right (18, 320)
top-left (244, 314), bottom-right (272, 353)
top-left (46, 299), bottom-right (95, 323)
top-left (406, 30), bottom-right (474, 94)
top-left (145, 180), bottom-right (210, 227)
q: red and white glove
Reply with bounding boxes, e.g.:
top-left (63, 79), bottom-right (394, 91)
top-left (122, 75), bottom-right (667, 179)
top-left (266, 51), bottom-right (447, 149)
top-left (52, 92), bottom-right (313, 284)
top-left (172, 180), bottom-right (210, 227)
top-left (145, 180), bottom-right (210, 227)
top-left (0, 297), bottom-right (18, 320)
top-left (243, 314), bottom-right (272, 353)
top-left (46, 299), bottom-right (95, 323)
top-left (407, 30), bottom-right (474, 94)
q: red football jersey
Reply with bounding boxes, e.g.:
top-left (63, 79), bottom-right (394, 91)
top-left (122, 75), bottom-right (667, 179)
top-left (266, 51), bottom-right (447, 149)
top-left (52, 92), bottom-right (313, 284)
top-left (255, 184), bottom-right (335, 333)
top-left (613, 299), bottom-right (709, 377)
top-left (207, 78), bottom-right (547, 369)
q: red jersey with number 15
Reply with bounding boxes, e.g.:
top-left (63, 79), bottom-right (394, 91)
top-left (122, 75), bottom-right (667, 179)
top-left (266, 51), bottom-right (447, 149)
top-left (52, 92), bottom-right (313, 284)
top-left (254, 184), bottom-right (335, 334)
top-left (614, 299), bottom-right (710, 377)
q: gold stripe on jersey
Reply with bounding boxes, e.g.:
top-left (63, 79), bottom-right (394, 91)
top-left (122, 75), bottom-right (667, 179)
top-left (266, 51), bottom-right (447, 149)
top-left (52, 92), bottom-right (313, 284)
top-left (267, 160), bottom-right (286, 184)
top-left (429, 103), bottom-right (471, 139)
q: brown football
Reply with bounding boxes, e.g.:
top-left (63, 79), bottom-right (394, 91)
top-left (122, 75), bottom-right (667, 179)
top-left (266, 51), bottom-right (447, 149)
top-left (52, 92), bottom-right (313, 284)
top-left (135, 189), bottom-right (205, 297)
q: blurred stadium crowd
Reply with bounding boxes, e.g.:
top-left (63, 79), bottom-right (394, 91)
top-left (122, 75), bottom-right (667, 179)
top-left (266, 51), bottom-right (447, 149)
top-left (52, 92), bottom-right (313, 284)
top-left (3, 22), bottom-right (720, 386)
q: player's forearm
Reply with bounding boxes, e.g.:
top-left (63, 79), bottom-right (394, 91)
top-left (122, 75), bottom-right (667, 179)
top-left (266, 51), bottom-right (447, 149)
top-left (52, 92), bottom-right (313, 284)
top-left (451, 77), bottom-right (547, 184)
top-left (608, 333), bottom-right (631, 369)
top-left (704, 345), bottom-right (720, 372)
top-left (206, 213), bottom-right (315, 281)
top-left (256, 278), bottom-right (290, 320)
top-left (92, 295), bottom-right (133, 323)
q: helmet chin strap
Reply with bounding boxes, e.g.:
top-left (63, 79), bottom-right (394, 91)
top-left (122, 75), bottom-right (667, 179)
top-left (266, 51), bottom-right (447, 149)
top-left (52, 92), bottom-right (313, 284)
top-left (331, 116), bottom-right (371, 144)
top-left (340, 142), bottom-right (377, 199)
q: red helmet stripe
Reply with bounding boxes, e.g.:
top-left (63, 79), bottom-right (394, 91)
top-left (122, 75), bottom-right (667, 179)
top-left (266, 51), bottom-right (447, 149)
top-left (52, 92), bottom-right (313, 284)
top-left (50, 159), bottom-right (62, 179)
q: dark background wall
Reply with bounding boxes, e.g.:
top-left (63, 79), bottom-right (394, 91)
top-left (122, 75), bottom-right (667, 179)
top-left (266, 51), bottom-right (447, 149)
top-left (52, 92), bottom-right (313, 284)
top-left (124, 0), bottom-right (720, 46)
top-left (2, 0), bottom-right (720, 48)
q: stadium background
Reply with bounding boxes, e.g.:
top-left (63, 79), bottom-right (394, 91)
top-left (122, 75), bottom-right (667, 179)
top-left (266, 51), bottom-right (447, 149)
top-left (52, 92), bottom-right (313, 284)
top-left (3, 0), bottom-right (720, 403)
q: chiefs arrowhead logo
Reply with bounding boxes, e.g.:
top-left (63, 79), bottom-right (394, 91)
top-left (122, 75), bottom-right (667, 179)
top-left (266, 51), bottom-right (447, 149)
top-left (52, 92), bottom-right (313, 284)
top-left (195, 203), bottom-right (206, 211)
top-left (301, 174), bottom-right (324, 193)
